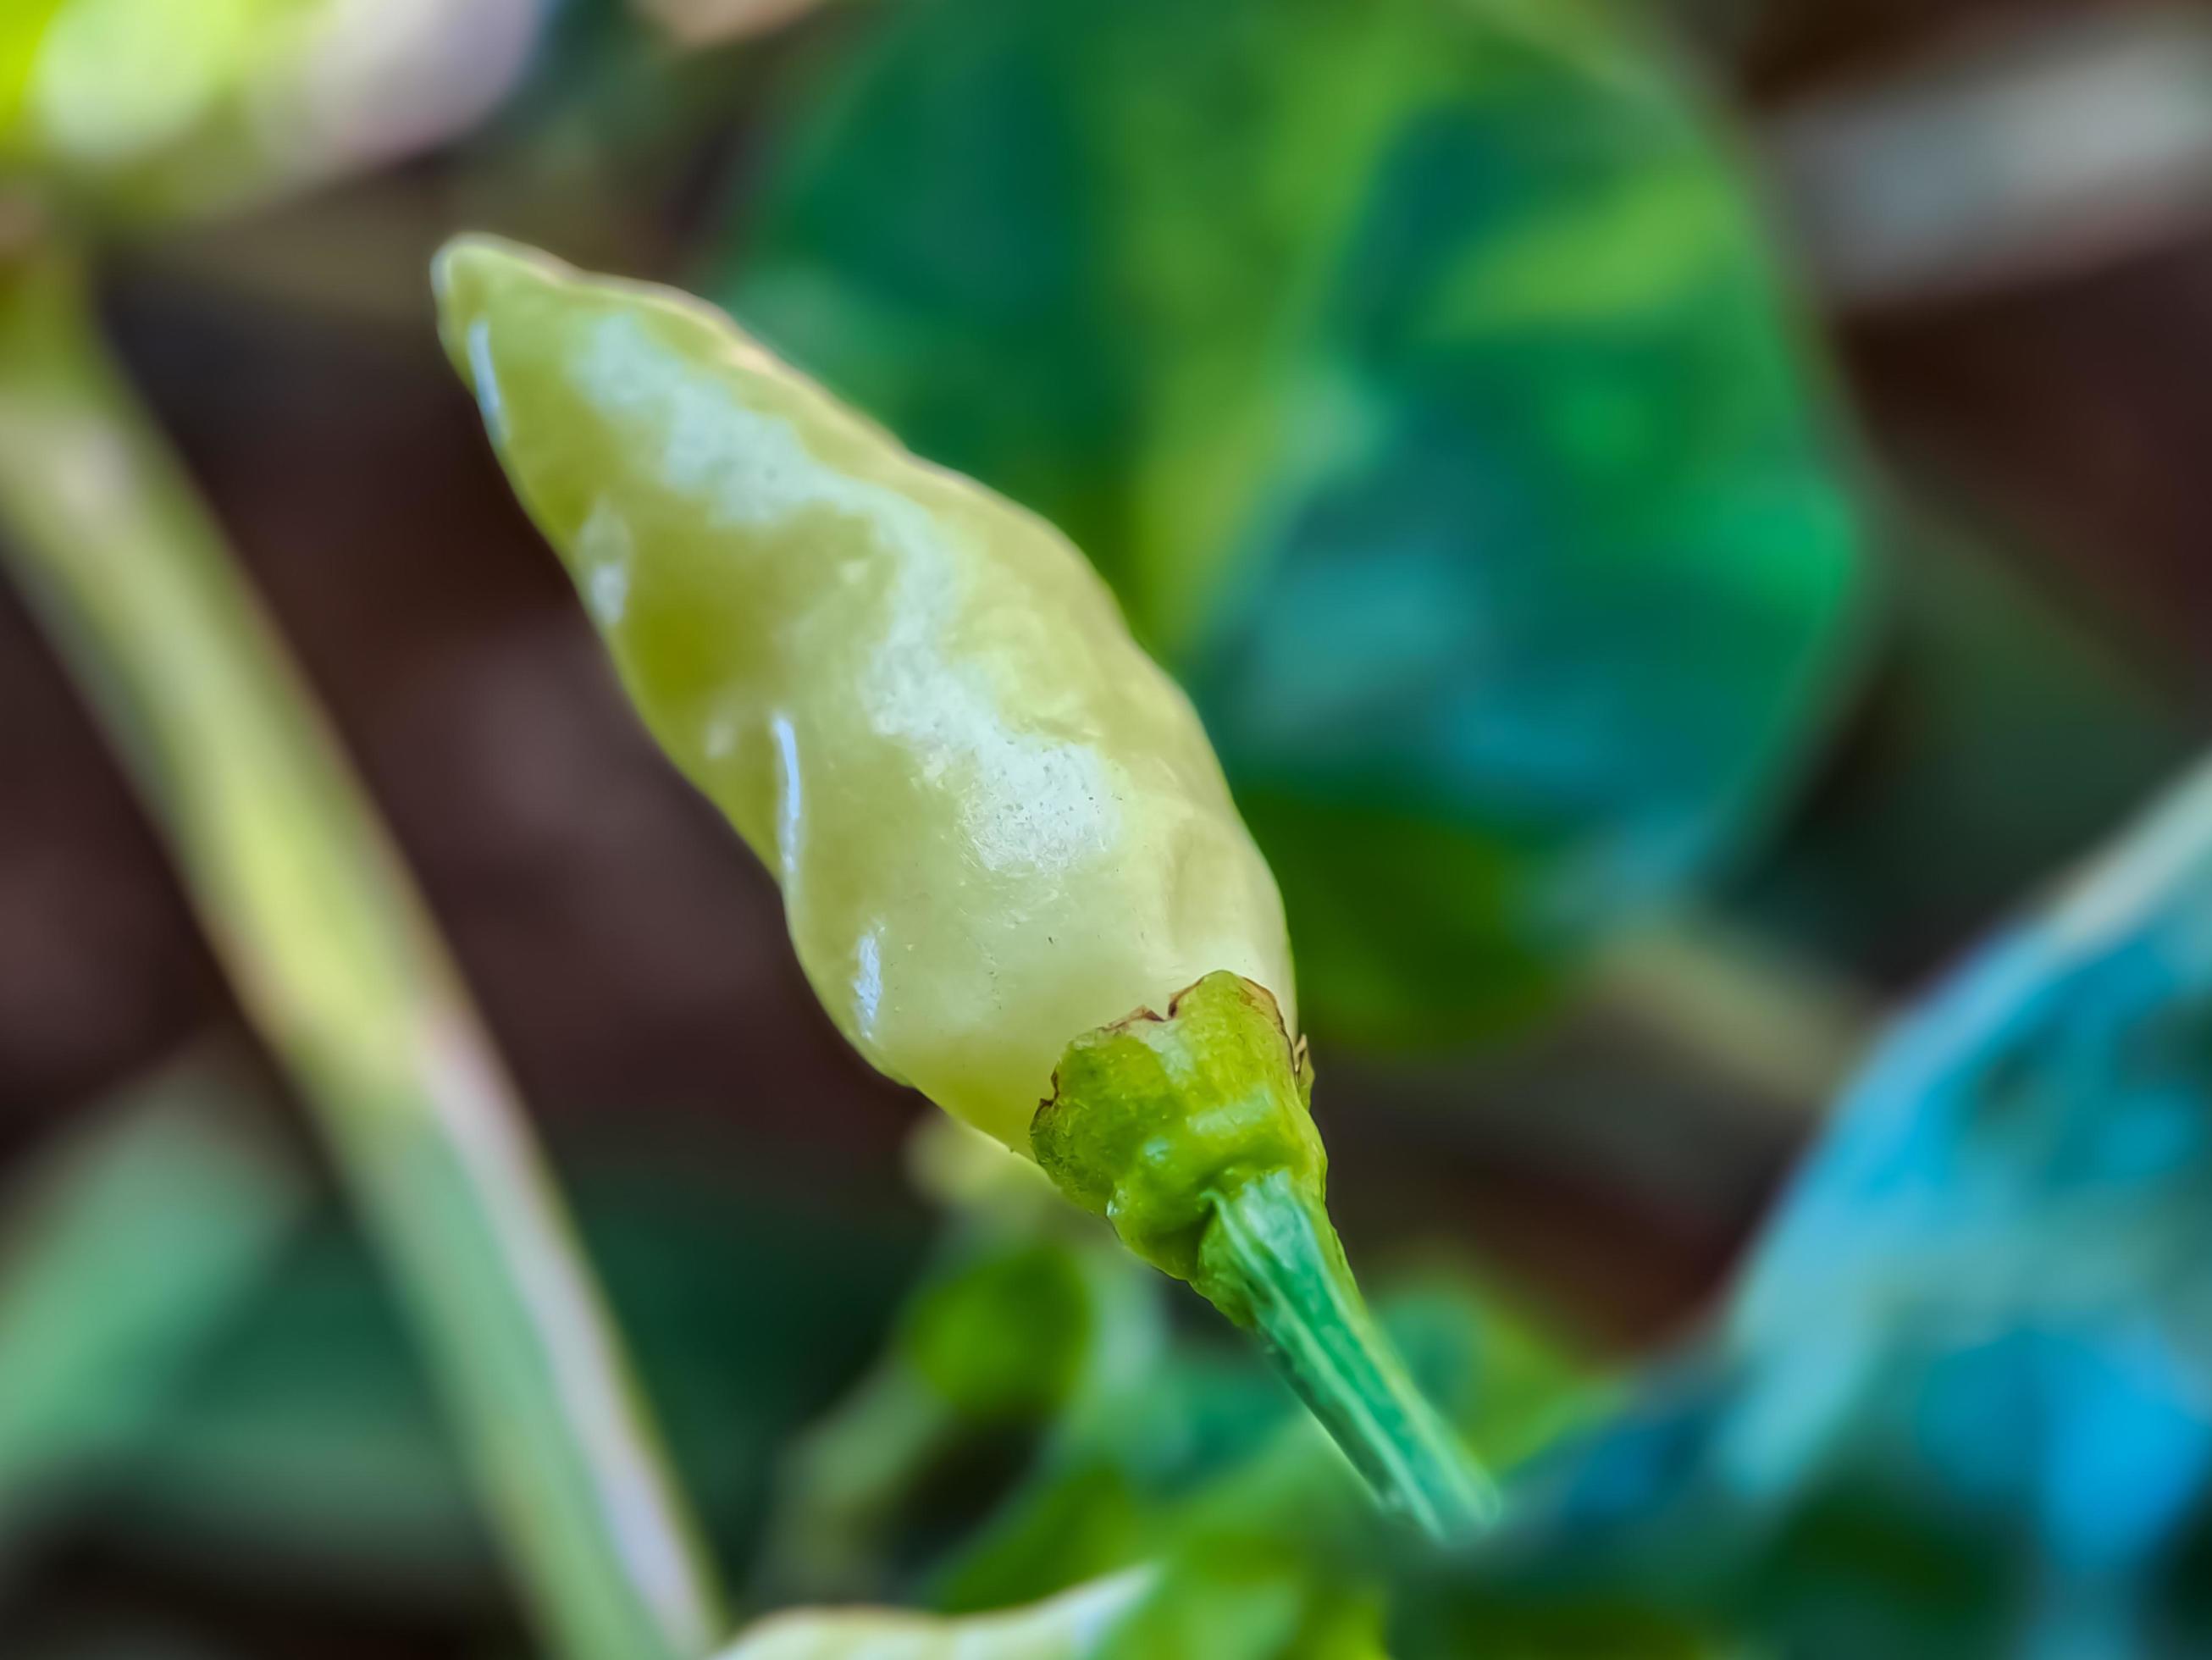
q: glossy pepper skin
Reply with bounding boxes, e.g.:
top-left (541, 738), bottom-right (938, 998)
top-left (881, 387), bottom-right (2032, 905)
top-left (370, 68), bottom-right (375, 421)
top-left (434, 236), bottom-right (1295, 1152)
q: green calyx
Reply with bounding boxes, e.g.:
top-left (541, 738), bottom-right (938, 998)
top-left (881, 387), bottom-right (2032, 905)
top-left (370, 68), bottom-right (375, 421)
top-left (1033, 971), bottom-right (1322, 1287)
top-left (1033, 972), bottom-right (1496, 1541)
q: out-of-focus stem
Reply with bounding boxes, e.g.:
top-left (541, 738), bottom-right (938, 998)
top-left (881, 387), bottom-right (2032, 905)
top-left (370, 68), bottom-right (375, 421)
top-left (0, 249), bottom-right (725, 1660)
top-left (1589, 912), bottom-right (1877, 1116)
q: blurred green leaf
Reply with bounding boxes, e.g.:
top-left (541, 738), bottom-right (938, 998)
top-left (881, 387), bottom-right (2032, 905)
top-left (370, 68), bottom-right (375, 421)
top-left (758, 1204), bottom-right (1169, 1603)
top-left (1728, 517), bottom-right (2194, 985)
top-left (0, 1054), bottom-right (306, 1533)
top-left (111, 1207), bottom-right (488, 1597)
top-left (902, 1242), bottom-right (1094, 1423)
top-left (109, 1159), bottom-right (915, 1601)
top-left (1453, 759), bottom-right (2212, 1658)
top-left (928, 1267), bottom-right (1614, 1657)
top-left (722, 0), bottom-right (1867, 1043)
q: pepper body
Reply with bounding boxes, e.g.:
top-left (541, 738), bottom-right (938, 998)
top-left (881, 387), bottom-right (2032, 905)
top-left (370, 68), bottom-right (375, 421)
top-left (434, 236), bottom-right (1294, 1150)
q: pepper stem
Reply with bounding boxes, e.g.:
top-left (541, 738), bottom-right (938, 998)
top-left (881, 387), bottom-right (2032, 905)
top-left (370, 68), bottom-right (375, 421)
top-left (1197, 1169), bottom-right (1498, 1540)
top-left (1031, 971), bottom-right (1496, 1542)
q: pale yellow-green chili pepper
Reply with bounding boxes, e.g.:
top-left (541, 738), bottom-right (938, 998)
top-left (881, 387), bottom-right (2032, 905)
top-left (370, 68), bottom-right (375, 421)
top-left (434, 235), bottom-right (1491, 1539)
top-left (434, 234), bottom-right (1291, 1154)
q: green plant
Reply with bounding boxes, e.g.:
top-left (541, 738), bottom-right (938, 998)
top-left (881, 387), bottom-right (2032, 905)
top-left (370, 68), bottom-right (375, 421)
top-left (434, 234), bottom-right (1490, 1541)
top-left (3, 2), bottom-right (2204, 1655)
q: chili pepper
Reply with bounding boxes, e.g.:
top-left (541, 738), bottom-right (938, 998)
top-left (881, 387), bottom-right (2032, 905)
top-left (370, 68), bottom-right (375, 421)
top-left (434, 235), bottom-right (1494, 1539)
top-left (433, 233), bottom-right (1292, 1154)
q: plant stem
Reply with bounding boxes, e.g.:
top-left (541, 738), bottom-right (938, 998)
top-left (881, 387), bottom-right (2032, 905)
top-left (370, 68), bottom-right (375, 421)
top-left (1195, 1170), bottom-right (1498, 1542)
top-left (0, 249), bottom-right (724, 1660)
top-left (1034, 973), bottom-right (1495, 1543)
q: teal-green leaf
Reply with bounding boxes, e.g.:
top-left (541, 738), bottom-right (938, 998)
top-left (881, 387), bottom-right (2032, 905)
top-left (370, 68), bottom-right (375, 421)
top-left (720, 0), bottom-right (1868, 1042)
top-left (1446, 759), bottom-right (2212, 1657)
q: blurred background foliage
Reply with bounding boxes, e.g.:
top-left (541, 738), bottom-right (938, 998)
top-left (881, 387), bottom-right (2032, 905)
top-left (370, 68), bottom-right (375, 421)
top-left (724, 0), bottom-right (1869, 1043)
top-left (5, 0), bottom-right (2212, 1655)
